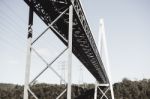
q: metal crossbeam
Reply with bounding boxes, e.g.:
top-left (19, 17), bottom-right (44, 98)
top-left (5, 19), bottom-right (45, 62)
top-left (94, 83), bottom-right (110, 99)
top-left (30, 47), bottom-right (67, 85)
top-left (32, 8), bottom-right (68, 45)
top-left (98, 86), bottom-right (109, 99)
top-left (56, 89), bottom-right (67, 99)
top-left (27, 87), bottom-right (38, 99)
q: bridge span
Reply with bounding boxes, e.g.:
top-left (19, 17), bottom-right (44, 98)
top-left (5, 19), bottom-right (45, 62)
top-left (24, 0), bottom-right (114, 99)
top-left (24, 0), bottom-right (108, 84)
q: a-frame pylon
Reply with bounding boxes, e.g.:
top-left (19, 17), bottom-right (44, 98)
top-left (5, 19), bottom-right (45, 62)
top-left (23, 1), bottom-right (74, 99)
top-left (94, 19), bottom-right (115, 99)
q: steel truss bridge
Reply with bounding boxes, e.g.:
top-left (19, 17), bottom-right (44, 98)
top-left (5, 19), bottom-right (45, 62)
top-left (23, 0), bottom-right (114, 99)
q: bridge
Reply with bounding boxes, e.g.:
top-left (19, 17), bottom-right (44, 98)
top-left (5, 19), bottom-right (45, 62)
top-left (23, 0), bottom-right (114, 99)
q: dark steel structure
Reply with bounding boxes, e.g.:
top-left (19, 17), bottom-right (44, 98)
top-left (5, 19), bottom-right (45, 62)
top-left (24, 0), bottom-right (109, 84)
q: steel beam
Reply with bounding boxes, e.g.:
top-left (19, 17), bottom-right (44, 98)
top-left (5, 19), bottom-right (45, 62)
top-left (23, 3), bottom-right (33, 99)
top-left (67, 5), bottom-right (73, 99)
top-left (94, 81), bottom-right (98, 99)
top-left (30, 47), bottom-right (67, 85)
top-left (32, 8), bottom-right (68, 45)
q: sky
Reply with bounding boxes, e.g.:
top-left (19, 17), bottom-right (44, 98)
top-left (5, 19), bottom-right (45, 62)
top-left (0, 0), bottom-right (150, 84)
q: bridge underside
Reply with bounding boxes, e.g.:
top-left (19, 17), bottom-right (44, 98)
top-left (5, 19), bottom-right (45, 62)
top-left (24, 0), bottom-right (109, 84)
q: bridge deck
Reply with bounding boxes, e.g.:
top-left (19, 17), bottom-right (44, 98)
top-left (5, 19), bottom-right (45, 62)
top-left (24, 0), bottom-right (108, 83)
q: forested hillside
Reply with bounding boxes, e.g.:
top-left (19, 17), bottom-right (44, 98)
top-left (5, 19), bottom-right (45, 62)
top-left (113, 78), bottom-right (150, 99)
top-left (0, 79), bottom-right (150, 99)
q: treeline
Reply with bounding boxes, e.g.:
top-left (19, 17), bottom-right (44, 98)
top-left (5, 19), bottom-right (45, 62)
top-left (113, 78), bottom-right (150, 99)
top-left (0, 79), bottom-right (150, 99)
top-left (0, 83), bottom-right (95, 99)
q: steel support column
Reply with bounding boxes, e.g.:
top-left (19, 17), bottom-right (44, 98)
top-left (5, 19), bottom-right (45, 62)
top-left (23, 3), bottom-right (33, 99)
top-left (100, 19), bottom-right (115, 99)
top-left (94, 18), bottom-right (115, 99)
top-left (94, 81), bottom-right (98, 99)
top-left (67, 5), bottom-right (73, 99)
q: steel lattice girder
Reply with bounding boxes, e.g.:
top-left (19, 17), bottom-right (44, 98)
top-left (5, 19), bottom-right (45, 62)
top-left (24, 0), bottom-right (109, 83)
